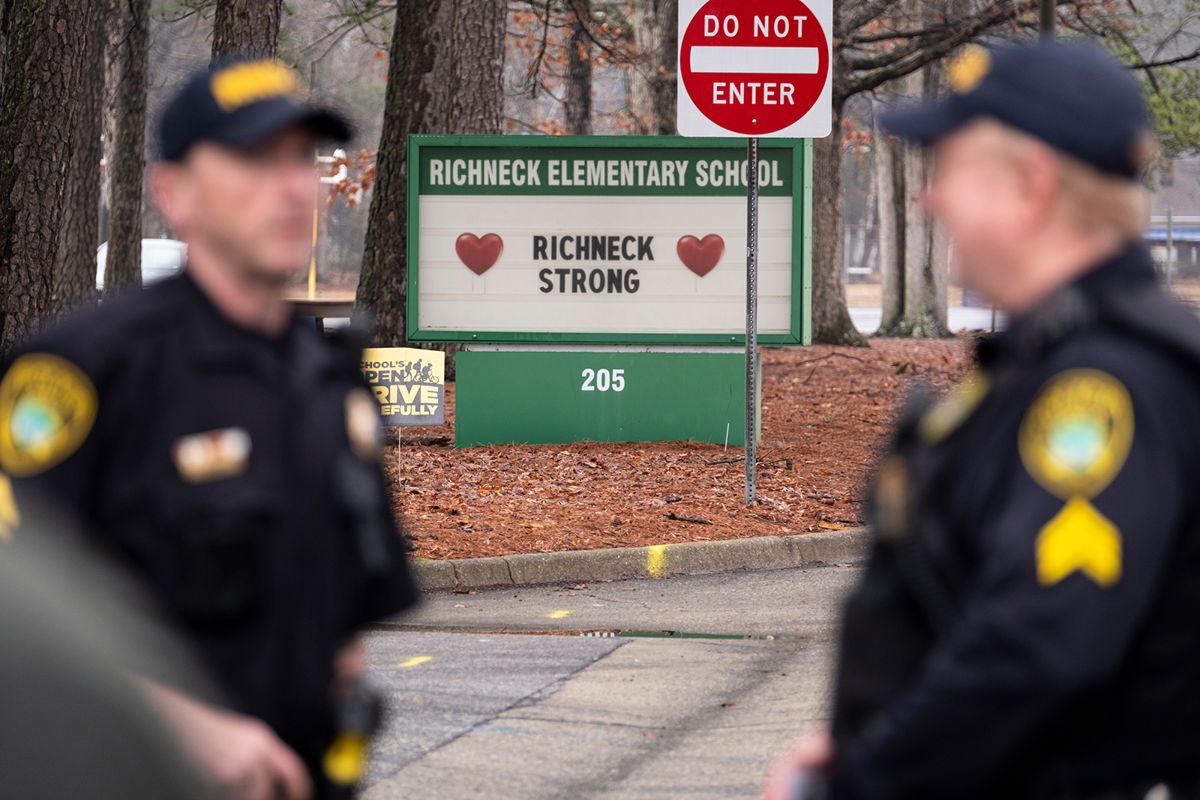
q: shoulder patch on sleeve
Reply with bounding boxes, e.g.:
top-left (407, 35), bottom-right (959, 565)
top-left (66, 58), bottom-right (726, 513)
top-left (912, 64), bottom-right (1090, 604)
top-left (1019, 368), bottom-right (1134, 500)
top-left (0, 354), bottom-right (98, 477)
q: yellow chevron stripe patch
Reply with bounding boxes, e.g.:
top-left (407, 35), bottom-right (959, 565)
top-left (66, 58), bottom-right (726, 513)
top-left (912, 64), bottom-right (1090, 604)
top-left (1036, 495), bottom-right (1122, 588)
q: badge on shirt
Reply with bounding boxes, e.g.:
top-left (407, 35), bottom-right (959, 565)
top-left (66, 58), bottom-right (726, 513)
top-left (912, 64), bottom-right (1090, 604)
top-left (345, 389), bottom-right (383, 461)
top-left (173, 428), bottom-right (252, 484)
top-left (1019, 368), bottom-right (1134, 499)
top-left (1019, 368), bottom-right (1133, 588)
top-left (0, 354), bottom-right (98, 477)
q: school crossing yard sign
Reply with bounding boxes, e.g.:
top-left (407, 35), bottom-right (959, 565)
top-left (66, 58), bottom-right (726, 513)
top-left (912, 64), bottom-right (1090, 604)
top-left (407, 135), bottom-right (811, 345)
top-left (676, 0), bottom-right (832, 138)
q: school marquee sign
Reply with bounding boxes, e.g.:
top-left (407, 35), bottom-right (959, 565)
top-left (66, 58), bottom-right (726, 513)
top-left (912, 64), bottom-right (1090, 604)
top-left (406, 136), bottom-right (812, 346)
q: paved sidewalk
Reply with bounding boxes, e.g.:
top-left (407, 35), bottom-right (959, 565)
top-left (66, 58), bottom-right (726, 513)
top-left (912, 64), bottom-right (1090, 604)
top-left (411, 528), bottom-right (869, 590)
top-left (364, 563), bottom-right (861, 799)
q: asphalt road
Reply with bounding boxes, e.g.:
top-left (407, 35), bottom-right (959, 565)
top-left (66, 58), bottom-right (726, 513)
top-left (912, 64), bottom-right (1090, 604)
top-left (360, 561), bottom-right (862, 799)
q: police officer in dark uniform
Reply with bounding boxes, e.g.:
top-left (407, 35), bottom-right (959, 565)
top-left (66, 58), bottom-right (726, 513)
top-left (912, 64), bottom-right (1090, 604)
top-left (0, 58), bottom-right (417, 799)
top-left (765, 41), bottom-right (1200, 799)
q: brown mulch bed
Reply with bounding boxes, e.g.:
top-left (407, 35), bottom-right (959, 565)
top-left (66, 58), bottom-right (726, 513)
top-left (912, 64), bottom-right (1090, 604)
top-left (386, 339), bottom-right (975, 561)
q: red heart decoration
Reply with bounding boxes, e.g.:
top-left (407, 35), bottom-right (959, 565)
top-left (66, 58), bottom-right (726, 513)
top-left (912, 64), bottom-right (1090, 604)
top-left (676, 234), bottom-right (725, 277)
top-left (455, 233), bottom-right (504, 275)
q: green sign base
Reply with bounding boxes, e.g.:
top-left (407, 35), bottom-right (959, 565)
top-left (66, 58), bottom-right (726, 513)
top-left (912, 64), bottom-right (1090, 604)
top-left (456, 350), bottom-right (760, 448)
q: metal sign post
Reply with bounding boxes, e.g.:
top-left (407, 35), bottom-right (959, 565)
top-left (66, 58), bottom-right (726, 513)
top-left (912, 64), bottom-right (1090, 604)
top-left (1039, 0), bottom-right (1056, 40)
top-left (675, 0), bottom-right (831, 504)
top-left (745, 137), bottom-right (759, 505)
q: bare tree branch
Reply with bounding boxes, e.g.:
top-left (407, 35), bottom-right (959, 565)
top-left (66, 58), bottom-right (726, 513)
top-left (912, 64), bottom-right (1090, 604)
top-left (505, 115), bottom-right (552, 134)
top-left (843, 0), bottom-right (1042, 73)
top-left (522, 0), bottom-right (554, 97)
top-left (1128, 47), bottom-right (1200, 69)
top-left (839, 0), bottom-right (1090, 99)
top-left (843, 0), bottom-right (904, 35)
top-left (848, 23), bottom-right (958, 46)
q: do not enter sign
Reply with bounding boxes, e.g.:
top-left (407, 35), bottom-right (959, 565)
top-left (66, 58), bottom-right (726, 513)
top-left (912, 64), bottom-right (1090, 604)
top-left (677, 0), bottom-right (832, 138)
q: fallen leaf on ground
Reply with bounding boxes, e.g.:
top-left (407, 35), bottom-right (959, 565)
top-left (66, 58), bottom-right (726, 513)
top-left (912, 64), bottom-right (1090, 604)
top-left (389, 340), bottom-right (973, 560)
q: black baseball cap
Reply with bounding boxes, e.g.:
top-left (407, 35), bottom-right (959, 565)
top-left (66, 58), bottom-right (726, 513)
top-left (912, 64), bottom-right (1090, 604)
top-left (881, 40), bottom-right (1152, 179)
top-left (158, 56), bottom-right (352, 162)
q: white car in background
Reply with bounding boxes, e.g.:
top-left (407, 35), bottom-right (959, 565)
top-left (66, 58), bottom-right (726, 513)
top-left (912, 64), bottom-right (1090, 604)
top-left (96, 238), bottom-right (186, 292)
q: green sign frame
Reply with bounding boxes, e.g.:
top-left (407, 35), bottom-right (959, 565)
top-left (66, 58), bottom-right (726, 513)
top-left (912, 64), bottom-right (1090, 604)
top-left (405, 135), bottom-right (813, 346)
top-left (456, 350), bottom-right (758, 448)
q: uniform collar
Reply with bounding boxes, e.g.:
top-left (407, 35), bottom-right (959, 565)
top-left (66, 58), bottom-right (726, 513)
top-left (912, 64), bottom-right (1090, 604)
top-left (175, 270), bottom-right (304, 375)
top-left (977, 242), bottom-right (1157, 367)
top-left (170, 269), bottom-right (360, 387)
top-left (1072, 241), bottom-right (1158, 297)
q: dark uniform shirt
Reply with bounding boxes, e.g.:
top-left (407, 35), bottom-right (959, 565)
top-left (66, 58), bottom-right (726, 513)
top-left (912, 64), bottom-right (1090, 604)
top-left (0, 272), bottom-right (417, 769)
top-left (830, 244), bottom-right (1200, 799)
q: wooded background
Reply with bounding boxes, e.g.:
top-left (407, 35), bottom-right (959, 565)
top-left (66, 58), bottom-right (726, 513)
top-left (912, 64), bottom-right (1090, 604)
top-left (0, 0), bottom-right (1195, 352)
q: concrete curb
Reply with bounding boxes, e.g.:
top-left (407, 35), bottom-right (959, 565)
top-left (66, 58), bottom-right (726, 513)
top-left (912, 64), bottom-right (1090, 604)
top-left (411, 528), bottom-right (869, 591)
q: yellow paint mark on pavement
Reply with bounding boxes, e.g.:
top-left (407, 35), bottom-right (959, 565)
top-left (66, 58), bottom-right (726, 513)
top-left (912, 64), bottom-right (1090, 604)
top-left (646, 544), bottom-right (668, 577)
top-left (396, 656), bottom-right (433, 668)
top-left (546, 610), bottom-right (573, 619)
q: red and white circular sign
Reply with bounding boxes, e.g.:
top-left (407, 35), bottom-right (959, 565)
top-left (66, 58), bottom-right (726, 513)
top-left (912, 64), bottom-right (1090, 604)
top-left (678, 0), bottom-right (830, 136)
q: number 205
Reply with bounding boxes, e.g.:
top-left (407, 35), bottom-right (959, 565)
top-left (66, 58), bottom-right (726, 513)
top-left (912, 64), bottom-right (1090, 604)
top-left (581, 368), bottom-right (625, 392)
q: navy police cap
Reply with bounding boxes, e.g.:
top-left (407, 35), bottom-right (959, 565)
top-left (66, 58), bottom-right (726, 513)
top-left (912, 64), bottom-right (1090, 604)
top-left (881, 40), bottom-right (1152, 179)
top-left (159, 56), bottom-right (351, 162)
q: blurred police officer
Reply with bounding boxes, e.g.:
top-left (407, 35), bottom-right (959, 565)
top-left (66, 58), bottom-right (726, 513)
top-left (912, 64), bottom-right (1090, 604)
top-left (0, 512), bottom-right (211, 800)
top-left (766, 40), bottom-right (1200, 799)
top-left (0, 58), bottom-right (417, 799)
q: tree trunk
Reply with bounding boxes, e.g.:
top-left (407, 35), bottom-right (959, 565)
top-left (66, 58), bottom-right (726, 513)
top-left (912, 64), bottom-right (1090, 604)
top-left (897, 165), bottom-right (950, 338)
top-left (564, 0), bottom-right (592, 135)
top-left (875, 112), bottom-right (904, 336)
top-left (0, 0), bottom-right (105, 350)
top-left (0, 3), bottom-right (8, 90)
top-left (104, 0), bottom-right (150, 296)
top-left (891, 62), bottom-right (950, 338)
top-left (54, 3), bottom-right (106, 313)
top-left (812, 0), bottom-right (866, 347)
top-left (929, 215), bottom-right (951, 327)
top-left (355, 0), bottom-right (506, 374)
top-left (858, 194), bottom-right (878, 285)
top-left (211, 0), bottom-right (280, 62)
top-left (629, 0), bottom-right (678, 135)
top-left (811, 99), bottom-right (868, 346)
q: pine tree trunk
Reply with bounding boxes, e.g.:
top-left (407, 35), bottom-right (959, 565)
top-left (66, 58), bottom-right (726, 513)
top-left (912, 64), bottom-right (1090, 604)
top-left (104, 0), bottom-right (150, 296)
top-left (893, 62), bottom-right (950, 339)
top-left (0, 0), bottom-right (105, 350)
top-left (875, 115), bottom-right (904, 336)
top-left (0, 3), bottom-right (9, 95)
top-left (897, 140), bottom-right (928, 332)
top-left (356, 0), bottom-right (506, 375)
top-left (54, 4), bottom-right (105, 313)
top-left (629, 0), bottom-right (678, 135)
top-left (929, 216), bottom-right (951, 327)
top-left (811, 99), bottom-right (867, 346)
top-left (564, 0), bottom-right (592, 135)
top-left (211, 0), bottom-right (280, 62)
